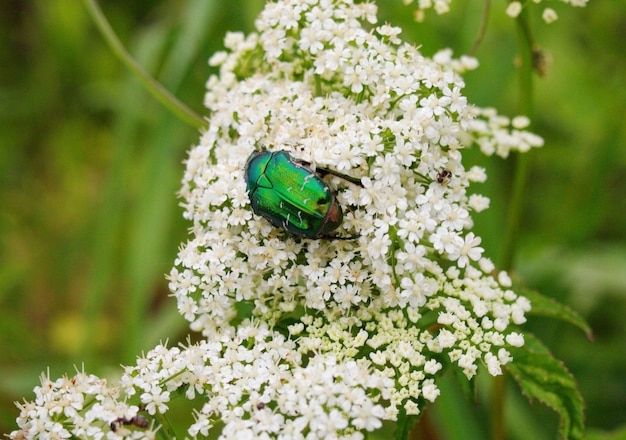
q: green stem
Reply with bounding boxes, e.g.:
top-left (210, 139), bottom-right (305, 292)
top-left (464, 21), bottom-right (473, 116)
top-left (492, 374), bottom-right (506, 440)
top-left (314, 73), bottom-right (323, 97)
top-left (501, 152), bottom-right (530, 272)
top-left (501, 6), bottom-right (535, 273)
top-left (81, 0), bottom-right (207, 131)
top-left (469, 0), bottom-right (491, 56)
top-left (155, 412), bottom-right (176, 439)
top-left (493, 5), bottom-right (536, 440)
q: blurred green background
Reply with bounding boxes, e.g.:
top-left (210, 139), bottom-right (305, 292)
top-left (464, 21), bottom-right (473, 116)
top-left (1, 0), bottom-right (624, 438)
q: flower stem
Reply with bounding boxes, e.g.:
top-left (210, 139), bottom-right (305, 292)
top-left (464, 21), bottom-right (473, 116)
top-left (469, 0), bottom-right (491, 56)
top-left (493, 6), bottom-right (536, 440)
top-left (81, 0), bottom-right (207, 131)
top-left (491, 374), bottom-right (506, 440)
top-left (155, 412), bottom-right (176, 439)
top-left (501, 6), bottom-right (535, 273)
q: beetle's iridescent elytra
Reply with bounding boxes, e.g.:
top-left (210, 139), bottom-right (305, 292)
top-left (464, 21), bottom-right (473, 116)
top-left (245, 150), bottom-right (361, 238)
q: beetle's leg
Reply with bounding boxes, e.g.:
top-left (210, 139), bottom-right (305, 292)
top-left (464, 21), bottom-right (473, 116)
top-left (293, 158), bottom-right (364, 187)
top-left (319, 233), bottom-right (360, 240)
top-left (317, 167), bottom-right (364, 187)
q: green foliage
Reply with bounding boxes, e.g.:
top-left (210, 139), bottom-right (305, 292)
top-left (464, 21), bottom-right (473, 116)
top-left (522, 289), bottom-right (592, 339)
top-left (508, 334), bottom-right (585, 440)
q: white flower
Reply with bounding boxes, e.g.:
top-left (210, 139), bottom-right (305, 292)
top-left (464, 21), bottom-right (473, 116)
top-left (506, 2), bottom-right (523, 18)
top-left (430, 226), bottom-right (463, 255)
top-left (141, 386), bottom-right (171, 415)
top-left (542, 8), bottom-right (559, 23)
top-left (485, 352), bottom-right (503, 375)
top-left (466, 166), bottom-right (487, 183)
top-left (424, 359), bottom-right (443, 375)
top-left (422, 381), bottom-right (441, 402)
top-left (468, 194), bottom-right (490, 212)
top-left (449, 232), bottom-right (484, 268)
top-left (512, 115), bottom-right (531, 129)
top-left (498, 271), bottom-right (512, 287)
top-left (506, 332), bottom-right (525, 347)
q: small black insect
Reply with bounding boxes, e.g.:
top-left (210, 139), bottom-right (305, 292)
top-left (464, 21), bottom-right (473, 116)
top-left (436, 169), bottom-right (452, 185)
top-left (110, 415), bottom-right (149, 432)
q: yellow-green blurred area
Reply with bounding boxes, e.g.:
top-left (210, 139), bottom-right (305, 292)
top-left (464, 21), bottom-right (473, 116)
top-left (0, 0), bottom-right (624, 438)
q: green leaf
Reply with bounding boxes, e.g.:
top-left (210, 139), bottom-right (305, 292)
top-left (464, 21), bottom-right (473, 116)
top-left (507, 333), bottom-right (585, 440)
top-left (521, 289), bottom-right (593, 340)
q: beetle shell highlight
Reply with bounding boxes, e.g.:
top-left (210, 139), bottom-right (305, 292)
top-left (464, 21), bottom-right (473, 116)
top-left (245, 150), bottom-right (343, 238)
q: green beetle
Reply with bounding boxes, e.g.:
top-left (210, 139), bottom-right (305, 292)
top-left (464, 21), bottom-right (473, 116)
top-left (245, 150), bottom-right (361, 239)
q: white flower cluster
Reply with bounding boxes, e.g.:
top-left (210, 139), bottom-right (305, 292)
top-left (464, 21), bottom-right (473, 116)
top-left (168, 0), bottom-right (533, 434)
top-left (506, 0), bottom-right (589, 23)
top-left (11, 1), bottom-right (538, 438)
top-left (402, 0), bottom-right (453, 21)
top-left (466, 108), bottom-right (544, 157)
top-left (11, 327), bottom-right (392, 440)
top-left (403, 0), bottom-right (588, 23)
top-left (120, 326), bottom-right (391, 439)
top-left (10, 368), bottom-right (155, 440)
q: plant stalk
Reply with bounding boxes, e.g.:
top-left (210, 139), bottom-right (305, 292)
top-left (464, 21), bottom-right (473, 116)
top-left (81, 0), bottom-right (207, 131)
top-left (469, 0), bottom-right (491, 56)
top-left (501, 4), bottom-right (536, 274)
top-left (493, 5), bottom-right (536, 440)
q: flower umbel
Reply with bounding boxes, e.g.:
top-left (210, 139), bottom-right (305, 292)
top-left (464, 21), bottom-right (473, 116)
top-left (13, 0), bottom-right (541, 438)
top-left (11, 367), bottom-right (154, 440)
top-left (168, 0), bottom-right (534, 433)
top-left (407, 0), bottom-right (587, 23)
